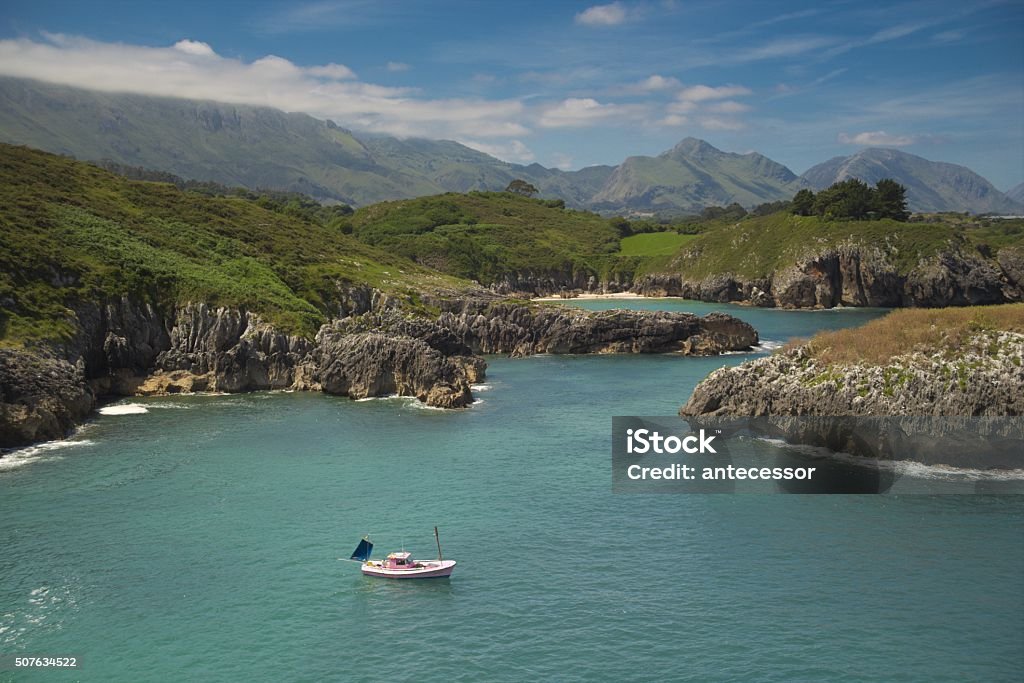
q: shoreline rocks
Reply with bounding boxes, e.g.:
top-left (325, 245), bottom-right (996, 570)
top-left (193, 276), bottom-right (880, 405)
top-left (635, 245), bottom-right (1018, 308)
top-left (0, 293), bottom-right (757, 448)
top-left (680, 331), bottom-right (1024, 468)
top-left (0, 349), bottom-right (95, 448)
top-left (486, 245), bottom-right (1023, 310)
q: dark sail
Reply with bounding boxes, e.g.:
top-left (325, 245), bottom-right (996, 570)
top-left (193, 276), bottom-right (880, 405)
top-left (350, 537), bottom-right (373, 562)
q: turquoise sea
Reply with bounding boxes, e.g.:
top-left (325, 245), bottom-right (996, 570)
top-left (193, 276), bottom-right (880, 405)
top-left (2, 301), bottom-right (1022, 682)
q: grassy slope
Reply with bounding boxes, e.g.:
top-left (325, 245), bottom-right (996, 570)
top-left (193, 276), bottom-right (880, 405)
top-left (797, 304), bottom-right (1024, 365)
top-left (349, 192), bottom-right (630, 283)
top-left (661, 212), bottom-right (1024, 280)
top-left (0, 144), bottom-right (467, 344)
top-left (618, 232), bottom-right (697, 256)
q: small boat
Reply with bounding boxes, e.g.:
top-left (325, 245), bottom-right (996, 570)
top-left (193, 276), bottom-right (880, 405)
top-left (349, 527), bottom-right (456, 579)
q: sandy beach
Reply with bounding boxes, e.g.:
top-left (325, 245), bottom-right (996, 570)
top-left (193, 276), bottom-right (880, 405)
top-left (532, 292), bottom-right (657, 302)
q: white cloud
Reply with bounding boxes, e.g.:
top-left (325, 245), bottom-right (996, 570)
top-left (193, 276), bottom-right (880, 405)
top-left (575, 2), bottom-right (628, 26)
top-left (729, 36), bottom-right (836, 63)
top-left (307, 62), bottom-right (357, 79)
top-left (386, 61), bottom-right (410, 72)
top-left (173, 39), bottom-right (215, 57)
top-left (666, 100), bottom-right (697, 114)
top-left (0, 34), bottom-right (528, 142)
top-left (458, 139), bottom-right (535, 164)
top-left (837, 130), bottom-right (915, 146)
top-left (704, 100), bottom-right (750, 114)
top-left (653, 83), bottom-right (754, 132)
top-left (636, 74), bottom-right (680, 91)
top-left (699, 117), bottom-right (745, 131)
top-left (676, 84), bottom-right (752, 103)
top-left (659, 114), bottom-right (688, 126)
top-left (537, 97), bottom-right (641, 128)
top-left (550, 152), bottom-right (574, 170)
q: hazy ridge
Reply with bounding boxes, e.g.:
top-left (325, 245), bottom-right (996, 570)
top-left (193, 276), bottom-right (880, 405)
top-left (0, 77), bottom-right (1020, 215)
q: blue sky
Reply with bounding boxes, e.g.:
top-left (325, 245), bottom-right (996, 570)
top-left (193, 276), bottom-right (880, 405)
top-left (1, 0), bottom-right (1022, 189)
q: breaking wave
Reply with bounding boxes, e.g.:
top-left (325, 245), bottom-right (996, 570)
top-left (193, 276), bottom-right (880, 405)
top-left (97, 403), bottom-right (149, 415)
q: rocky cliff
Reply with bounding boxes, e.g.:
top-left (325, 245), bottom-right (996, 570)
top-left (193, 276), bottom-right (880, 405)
top-left (435, 301), bottom-right (757, 356)
top-left (0, 349), bottom-right (94, 447)
top-left (680, 331), bottom-right (1024, 467)
top-left (483, 241), bottom-right (1022, 307)
top-left (634, 244), bottom-right (1022, 308)
top-left (0, 293), bottom-right (757, 448)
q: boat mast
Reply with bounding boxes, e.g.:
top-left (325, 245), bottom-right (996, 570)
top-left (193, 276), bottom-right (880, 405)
top-left (434, 526), bottom-right (443, 560)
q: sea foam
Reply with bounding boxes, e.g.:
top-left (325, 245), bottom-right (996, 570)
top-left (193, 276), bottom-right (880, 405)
top-left (0, 438), bottom-right (95, 471)
top-left (98, 403), bottom-right (149, 415)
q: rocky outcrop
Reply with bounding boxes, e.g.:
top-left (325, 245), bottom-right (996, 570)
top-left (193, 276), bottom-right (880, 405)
top-left (1, 292), bottom-right (757, 447)
top-left (435, 301), bottom-right (757, 357)
top-left (682, 332), bottom-right (1024, 417)
top-left (634, 245), bottom-right (1020, 308)
top-left (0, 349), bottom-right (95, 447)
top-left (680, 332), bottom-right (1024, 467)
top-left (312, 332), bottom-right (480, 408)
top-left (330, 300), bottom-right (757, 357)
top-left (489, 270), bottom-right (633, 298)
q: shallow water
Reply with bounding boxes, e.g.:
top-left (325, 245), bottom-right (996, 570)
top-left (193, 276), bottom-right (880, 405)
top-left (1, 301), bottom-right (1021, 681)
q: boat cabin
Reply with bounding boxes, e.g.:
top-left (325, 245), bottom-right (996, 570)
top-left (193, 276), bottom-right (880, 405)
top-left (383, 551), bottom-right (421, 569)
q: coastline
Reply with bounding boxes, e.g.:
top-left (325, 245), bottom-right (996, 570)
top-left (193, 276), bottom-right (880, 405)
top-left (532, 292), bottom-right (664, 302)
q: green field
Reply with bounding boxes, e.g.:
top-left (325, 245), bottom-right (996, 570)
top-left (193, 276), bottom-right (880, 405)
top-left (618, 232), bottom-right (696, 256)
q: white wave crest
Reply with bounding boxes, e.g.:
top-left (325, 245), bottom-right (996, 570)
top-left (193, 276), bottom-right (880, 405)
top-left (97, 403), bottom-right (149, 415)
top-left (0, 438), bottom-right (95, 471)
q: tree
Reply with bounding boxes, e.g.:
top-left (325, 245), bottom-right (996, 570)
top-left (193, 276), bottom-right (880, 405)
top-left (701, 203), bottom-right (747, 222)
top-left (608, 216), bottom-right (632, 236)
top-left (790, 189), bottom-right (816, 216)
top-left (813, 179), bottom-right (874, 220)
top-left (873, 178), bottom-right (909, 221)
top-left (505, 179), bottom-right (539, 197)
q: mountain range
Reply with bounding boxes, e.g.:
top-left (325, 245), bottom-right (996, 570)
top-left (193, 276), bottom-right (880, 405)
top-left (0, 76), bottom-right (1020, 215)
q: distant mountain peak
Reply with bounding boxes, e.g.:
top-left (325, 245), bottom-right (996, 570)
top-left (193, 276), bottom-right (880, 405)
top-left (0, 77), bottom-right (1017, 215)
top-left (801, 147), bottom-right (1024, 214)
top-left (662, 137), bottom-right (721, 159)
top-left (1007, 182), bottom-right (1024, 204)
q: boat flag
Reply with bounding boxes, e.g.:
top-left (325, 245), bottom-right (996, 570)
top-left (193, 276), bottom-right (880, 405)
top-left (350, 537), bottom-right (373, 562)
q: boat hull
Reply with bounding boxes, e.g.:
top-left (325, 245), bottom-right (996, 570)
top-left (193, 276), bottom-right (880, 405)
top-left (361, 560), bottom-right (456, 579)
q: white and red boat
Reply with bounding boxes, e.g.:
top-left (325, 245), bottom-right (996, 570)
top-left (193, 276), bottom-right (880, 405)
top-left (349, 527), bottom-right (456, 579)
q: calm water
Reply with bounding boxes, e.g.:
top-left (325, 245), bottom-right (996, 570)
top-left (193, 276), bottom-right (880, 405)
top-left (2, 300), bottom-right (1022, 682)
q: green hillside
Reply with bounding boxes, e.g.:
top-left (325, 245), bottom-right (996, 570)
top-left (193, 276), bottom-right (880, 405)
top-left (0, 144), bottom-right (467, 344)
top-left (618, 232), bottom-right (697, 256)
top-left (662, 211), bottom-right (1024, 279)
top-left (348, 192), bottom-right (628, 283)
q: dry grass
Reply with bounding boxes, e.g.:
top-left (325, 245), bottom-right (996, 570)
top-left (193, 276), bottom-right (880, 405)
top-left (790, 304), bottom-right (1024, 366)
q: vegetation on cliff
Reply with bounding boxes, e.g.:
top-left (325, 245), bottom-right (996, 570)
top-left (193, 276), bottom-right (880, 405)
top-left (661, 210), bottom-right (1024, 281)
top-left (794, 303), bottom-right (1024, 366)
top-left (791, 178), bottom-right (909, 221)
top-left (346, 191), bottom-right (628, 284)
top-left (682, 304), bottom-right (1024, 421)
top-left (0, 143), bottom-right (468, 344)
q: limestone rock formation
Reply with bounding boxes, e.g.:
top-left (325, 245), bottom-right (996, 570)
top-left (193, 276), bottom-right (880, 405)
top-left (679, 332), bottom-right (1024, 468)
top-left (0, 291), bottom-right (755, 448)
top-left (0, 349), bottom-right (95, 447)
